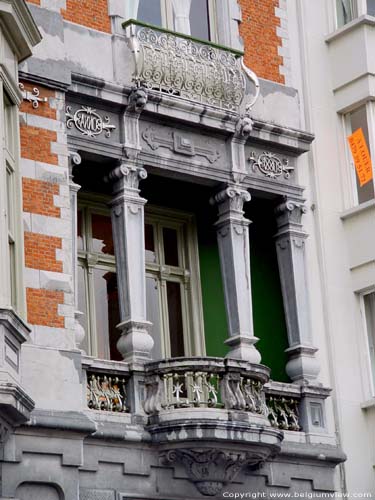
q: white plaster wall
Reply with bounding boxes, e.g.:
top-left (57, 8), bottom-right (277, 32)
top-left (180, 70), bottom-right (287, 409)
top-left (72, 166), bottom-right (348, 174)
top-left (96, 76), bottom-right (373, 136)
top-left (287, 0), bottom-right (375, 493)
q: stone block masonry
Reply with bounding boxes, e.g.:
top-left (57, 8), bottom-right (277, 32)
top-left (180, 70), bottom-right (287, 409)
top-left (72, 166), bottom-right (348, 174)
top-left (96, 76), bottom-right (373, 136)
top-left (20, 80), bottom-right (74, 345)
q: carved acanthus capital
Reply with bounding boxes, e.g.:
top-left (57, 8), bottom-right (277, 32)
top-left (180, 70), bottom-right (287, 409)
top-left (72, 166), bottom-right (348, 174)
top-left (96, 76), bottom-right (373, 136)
top-left (127, 85), bottom-right (148, 113)
top-left (161, 448), bottom-right (266, 496)
top-left (107, 164), bottom-right (147, 191)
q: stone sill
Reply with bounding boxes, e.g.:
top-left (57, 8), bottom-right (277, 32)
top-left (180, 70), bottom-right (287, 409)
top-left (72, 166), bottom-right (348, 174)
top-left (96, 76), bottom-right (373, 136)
top-left (82, 355), bottom-right (130, 375)
top-left (340, 198), bottom-right (375, 221)
top-left (325, 14), bottom-right (375, 44)
top-left (361, 398), bottom-right (375, 410)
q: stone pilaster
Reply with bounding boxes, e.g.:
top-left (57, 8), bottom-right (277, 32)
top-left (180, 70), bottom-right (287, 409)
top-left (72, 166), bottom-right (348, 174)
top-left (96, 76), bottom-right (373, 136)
top-left (108, 163), bottom-right (153, 362)
top-left (211, 185), bottom-right (261, 363)
top-left (68, 150), bottom-right (85, 349)
top-left (274, 198), bottom-right (320, 383)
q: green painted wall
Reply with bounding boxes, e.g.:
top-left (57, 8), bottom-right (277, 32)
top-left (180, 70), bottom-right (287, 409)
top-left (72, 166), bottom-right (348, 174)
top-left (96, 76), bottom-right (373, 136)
top-left (246, 200), bottom-right (289, 382)
top-left (197, 226), bottom-right (228, 358)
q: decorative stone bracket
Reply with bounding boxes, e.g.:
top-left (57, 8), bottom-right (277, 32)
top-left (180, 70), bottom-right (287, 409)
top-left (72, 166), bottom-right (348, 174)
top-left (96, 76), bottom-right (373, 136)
top-left (161, 448), bottom-right (267, 496)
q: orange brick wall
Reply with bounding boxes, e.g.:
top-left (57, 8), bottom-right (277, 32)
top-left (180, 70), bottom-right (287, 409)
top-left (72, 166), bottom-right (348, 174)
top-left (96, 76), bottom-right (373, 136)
top-left (26, 288), bottom-right (65, 327)
top-left (239, 0), bottom-right (284, 84)
top-left (24, 233), bottom-right (63, 273)
top-left (22, 178), bottom-right (61, 218)
top-left (20, 125), bottom-right (58, 165)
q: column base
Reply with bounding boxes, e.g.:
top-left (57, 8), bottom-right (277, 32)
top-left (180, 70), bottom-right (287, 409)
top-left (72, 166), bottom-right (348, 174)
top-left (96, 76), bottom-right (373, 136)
top-left (116, 320), bottom-right (153, 362)
top-left (224, 335), bottom-right (261, 364)
top-left (285, 344), bottom-right (320, 383)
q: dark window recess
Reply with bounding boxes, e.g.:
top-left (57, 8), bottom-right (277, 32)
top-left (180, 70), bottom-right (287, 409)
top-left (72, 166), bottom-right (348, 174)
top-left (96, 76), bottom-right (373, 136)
top-left (106, 272), bottom-right (121, 361)
top-left (91, 213), bottom-right (114, 255)
top-left (145, 223), bottom-right (156, 262)
top-left (137, 0), bottom-right (162, 27)
top-left (163, 227), bottom-right (179, 266)
top-left (189, 0), bottom-right (210, 40)
top-left (167, 281), bottom-right (185, 357)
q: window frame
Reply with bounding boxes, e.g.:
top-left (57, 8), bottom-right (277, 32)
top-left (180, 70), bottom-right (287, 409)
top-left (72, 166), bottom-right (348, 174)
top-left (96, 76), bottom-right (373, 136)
top-left (360, 290), bottom-right (375, 398)
top-left (77, 195), bottom-right (205, 361)
top-left (134, 0), bottom-right (218, 43)
top-left (334, 0), bottom-right (375, 28)
top-left (343, 102), bottom-right (375, 207)
top-left (0, 74), bottom-right (25, 315)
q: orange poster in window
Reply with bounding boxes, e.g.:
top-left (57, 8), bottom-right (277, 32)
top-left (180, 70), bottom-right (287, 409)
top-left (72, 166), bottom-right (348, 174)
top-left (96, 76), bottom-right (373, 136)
top-left (347, 128), bottom-right (373, 187)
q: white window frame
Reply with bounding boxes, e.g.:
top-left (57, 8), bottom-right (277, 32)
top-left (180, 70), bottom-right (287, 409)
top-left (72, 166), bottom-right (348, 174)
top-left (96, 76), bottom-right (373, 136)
top-left (0, 69), bottom-right (25, 316)
top-left (334, 0), bottom-right (375, 28)
top-left (131, 0), bottom-right (218, 43)
top-left (77, 196), bottom-right (205, 360)
top-left (343, 102), bottom-right (375, 207)
top-left (360, 290), bottom-right (375, 398)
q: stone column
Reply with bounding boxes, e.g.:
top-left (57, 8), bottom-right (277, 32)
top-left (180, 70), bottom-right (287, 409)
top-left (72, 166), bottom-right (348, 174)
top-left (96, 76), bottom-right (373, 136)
top-left (108, 162), bottom-right (153, 363)
top-left (68, 151), bottom-right (85, 349)
top-left (274, 198), bottom-right (320, 383)
top-left (211, 185), bottom-right (261, 364)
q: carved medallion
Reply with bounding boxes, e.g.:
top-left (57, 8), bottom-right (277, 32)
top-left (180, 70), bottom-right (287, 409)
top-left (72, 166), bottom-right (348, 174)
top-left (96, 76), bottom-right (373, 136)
top-left (66, 106), bottom-right (116, 138)
top-left (249, 151), bottom-right (294, 179)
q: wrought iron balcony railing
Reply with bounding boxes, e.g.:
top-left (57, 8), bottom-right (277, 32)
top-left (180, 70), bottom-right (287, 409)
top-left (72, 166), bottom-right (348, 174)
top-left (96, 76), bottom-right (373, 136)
top-left (86, 372), bottom-right (128, 413)
top-left (123, 20), bottom-right (258, 112)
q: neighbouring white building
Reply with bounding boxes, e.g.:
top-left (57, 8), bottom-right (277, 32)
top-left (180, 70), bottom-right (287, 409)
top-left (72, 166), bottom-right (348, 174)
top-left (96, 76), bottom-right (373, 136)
top-left (286, 0), bottom-right (375, 493)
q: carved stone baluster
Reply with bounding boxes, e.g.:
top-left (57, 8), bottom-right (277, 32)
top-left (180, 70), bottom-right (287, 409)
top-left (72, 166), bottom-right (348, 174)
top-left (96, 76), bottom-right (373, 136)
top-left (211, 185), bottom-right (261, 363)
top-left (274, 198), bottom-right (320, 383)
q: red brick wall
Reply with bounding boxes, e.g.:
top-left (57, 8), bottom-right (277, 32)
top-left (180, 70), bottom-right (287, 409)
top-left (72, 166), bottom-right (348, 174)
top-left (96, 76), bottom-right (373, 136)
top-left (26, 288), bottom-right (65, 327)
top-left (22, 179), bottom-right (60, 218)
top-left (239, 0), bottom-right (284, 84)
top-left (20, 125), bottom-right (58, 165)
top-left (20, 83), bottom-right (57, 120)
top-left (26, 0), bottom-right (110, 33)
top-left (24, 233), bottom-right (63, 273)
top-left (62, 0), bottom-right (111, 33)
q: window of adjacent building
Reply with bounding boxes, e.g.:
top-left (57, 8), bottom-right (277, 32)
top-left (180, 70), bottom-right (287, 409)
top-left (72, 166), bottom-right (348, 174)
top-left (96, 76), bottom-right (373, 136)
top-left (77, 200), bottom-right (204, 361)
top-left (346, 104), bottom-right (375, 205)
top-left (336, 0), bottom-right (356, 27)
top-left (135, 0), bottom-right (215, 42)
top-left (368, 0), bottom-right (375, 16)
top-left (363, 292), bottom-right (375, 393)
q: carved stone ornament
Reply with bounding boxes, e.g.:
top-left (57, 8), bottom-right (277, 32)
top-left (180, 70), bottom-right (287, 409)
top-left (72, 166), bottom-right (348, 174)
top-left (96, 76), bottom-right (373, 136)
top-left (249, 151), bottom-right (294, 179)
top-left (142, 127), bottom-right (221, 164)
top-left (19, 83), bottom-right (48, 109)
top-left (161, 448), bottom-right (266, 496)
top-left (127, 85), bottom-right (148, 113)
top-left (66, 106), bottom-right (116, 138)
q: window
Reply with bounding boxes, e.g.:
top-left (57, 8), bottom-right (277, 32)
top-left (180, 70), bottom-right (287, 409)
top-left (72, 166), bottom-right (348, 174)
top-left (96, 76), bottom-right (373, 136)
top-left (336, 0), bottom-right (375, 27)
top-left (363, 292), bottom-right (375, 394)
top-left (345, 104), bottom-right (375, 205)
top-left (336, 0), bottom-right (356, 27)
top-left (77, 199), bottom-right (204, 361)
top-left (1, 92), bottom-right (22, 311)
top-left (135, 0), bottom-right (216, 41)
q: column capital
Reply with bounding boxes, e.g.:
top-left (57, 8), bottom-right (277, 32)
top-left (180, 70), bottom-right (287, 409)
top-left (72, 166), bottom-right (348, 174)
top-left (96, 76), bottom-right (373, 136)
top-left (107, 163), bottom-right (147, 189)
top-left (275, 197), bottom-right (307, 225)
top-left (211, 185), bottom-right (251, 224)
top-left (68, 150), bottom-right (82, 181)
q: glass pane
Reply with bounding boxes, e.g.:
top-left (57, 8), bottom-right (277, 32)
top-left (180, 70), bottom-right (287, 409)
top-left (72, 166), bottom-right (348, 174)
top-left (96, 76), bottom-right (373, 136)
top-left (77, 210), bottom-right (84, 251)
top-left (4, 95), bottom-right (15, 156)
top-left (167, 281), bottom-right (185, 357)
top-left (93, 269), bottom-right (120, 360)
top-left (336, 0), bottom-right (355, 27)
top-left (137, 0), bottom-right (162, 26)
top-left (163, 227), bottom-right (179, 266)
top-left (9, 242), bottom-right (16, 307)
top-left (368, 0), bottom-right (375, 16)
top-left (146, 276), bottom-right (162, 359)
top-left (189, 0), bottom-right (210, 40)
top-left (6, 168), bottom-right (13, 233)
top-left (77, 265), bottom-right (89, 354)
top-left (364, 293), bottom-right (375, 389)
top-left (349, 107), bottom-right (375, 204)
top-left (145, 223), bottom-right (156, 262)
top-left (91, 213), bottom-right (114, 255)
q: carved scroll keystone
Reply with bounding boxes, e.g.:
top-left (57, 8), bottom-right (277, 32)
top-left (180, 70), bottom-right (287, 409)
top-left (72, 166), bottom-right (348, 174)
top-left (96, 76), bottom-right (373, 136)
top-left (161, 448), bottom-right (266, 496)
